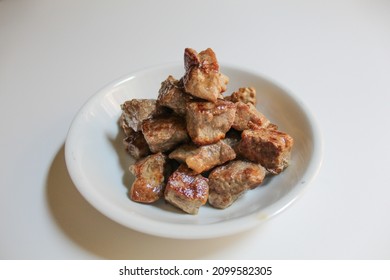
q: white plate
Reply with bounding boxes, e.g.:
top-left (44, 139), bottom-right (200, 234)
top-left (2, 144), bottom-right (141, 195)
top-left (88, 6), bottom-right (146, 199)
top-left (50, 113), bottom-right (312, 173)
top-left (65, 63), bottom-right (323, 239)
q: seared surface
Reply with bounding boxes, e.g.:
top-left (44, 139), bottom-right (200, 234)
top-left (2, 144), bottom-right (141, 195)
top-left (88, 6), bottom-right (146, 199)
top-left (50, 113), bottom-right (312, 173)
top-left (141, 115), bottom-right (189, 153)
top-left (121, 99), bottom-right (165, 131)
top-left (208, 160), bottom-right (267, 209)
top-left (183, 48), bottom-right (228, 102)
top-left (169, 140), bottom-right (236, 174)
top-left (186, 99), bottom-right (236, 145)
top-left (129, 152), bottom-right (168, 203)
top-left (164, 165), bottom-right (209, 214)
top-left (237, 128), bottom-right (293, 174)
top-left (157, 75), bottom-right (191, 116)
top-left (232, 102), bottom-right (270, 131)
top-left (225, 87), bottom-right (256, 105)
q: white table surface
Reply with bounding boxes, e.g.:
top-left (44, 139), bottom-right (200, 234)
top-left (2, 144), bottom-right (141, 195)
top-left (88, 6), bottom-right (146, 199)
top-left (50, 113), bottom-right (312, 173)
top-left (1, 0), bottom-right (389, 259)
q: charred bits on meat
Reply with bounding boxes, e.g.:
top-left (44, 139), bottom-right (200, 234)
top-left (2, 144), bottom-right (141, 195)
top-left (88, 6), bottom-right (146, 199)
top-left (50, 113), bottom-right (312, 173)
top-left (129, 153), bottom-right (169, 203)
top-left (164, 165), bottom-right (209, 215)
top-left (118, 47), bottom-right (294, 214)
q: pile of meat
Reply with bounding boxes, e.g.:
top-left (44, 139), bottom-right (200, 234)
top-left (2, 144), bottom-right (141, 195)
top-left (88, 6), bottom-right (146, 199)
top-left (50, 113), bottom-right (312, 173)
top-left (119, 48), bottom-right (293, 214)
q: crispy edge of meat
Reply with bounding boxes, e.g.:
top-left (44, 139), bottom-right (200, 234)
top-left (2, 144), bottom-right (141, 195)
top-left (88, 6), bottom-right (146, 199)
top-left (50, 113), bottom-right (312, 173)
top-left (157, 75), bottom-right (191, 116)
top-left (120, 113), bottom-right (134, 136)
top-left (232, 102), bottom-right (271, 131)
top-left (169, 140), bottom-right (236, 174)
top-left (183, 48), bottom-right (229, 102)
top-left (237, 128), bottom-right (294, 174)
top-left (129, 152), bottom-right (167, 203)
top-left (225, 87), bottom-right (256, 105)
top-left (208, 160), bottom-right (267, 209)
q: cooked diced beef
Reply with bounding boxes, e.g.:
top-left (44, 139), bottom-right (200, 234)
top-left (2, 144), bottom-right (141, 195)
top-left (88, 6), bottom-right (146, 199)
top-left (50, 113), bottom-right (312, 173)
top-left (119, 47), bottom-right (295, 215)
top-left (141, 115), bottom-right (189, 153)
top-left (237, 128), bottom-right (293, 174)
top-left (183, 48), bottom-right (229, 102)
top-left (186, 99), bottom-right (236, 145)
top-left (169, 140), bottom-right (236, 174)
top-left (121, 99), bottom-right (165, 131)
top-left (225, 87), bottom-right (256, 105)
top-left (208, 160), bottom-right (267, 209)
top-left (232, 102), bottom-right (270, 131)
top-left (164, 165), bottom-right (209, 214)
top-left (123, 130), bottom-right (151, 159)
top-left (129, 152), bottom-right (168, 203)
top-left (157, 75), bottom-right (191, 116)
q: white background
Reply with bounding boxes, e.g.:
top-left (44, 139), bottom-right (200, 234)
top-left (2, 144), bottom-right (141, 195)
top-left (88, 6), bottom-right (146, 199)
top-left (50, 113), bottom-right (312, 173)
top-left (1, 0), bottom-right (389, 259)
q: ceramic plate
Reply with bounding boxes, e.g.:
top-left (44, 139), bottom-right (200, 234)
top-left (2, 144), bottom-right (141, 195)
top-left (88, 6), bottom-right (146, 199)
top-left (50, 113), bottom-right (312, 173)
top-left (65, 63), bottom-right (323, 239)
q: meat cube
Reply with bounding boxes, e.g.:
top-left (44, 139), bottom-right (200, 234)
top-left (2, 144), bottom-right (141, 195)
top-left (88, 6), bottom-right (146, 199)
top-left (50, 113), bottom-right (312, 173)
top-left (232, 102), bottom-right (270, 131)
top-left (225, 87), bottom-right (256, 105)
top-left (123, 130), bottom-right (151, 159)
top-left (208, 160), bottom-right (267, 209)
top-left (141, 115), bottom-right (189, 153)
top-left (237, 128), bottom-right (293, 174)
top-left (129, 152), bottom-right (168, 203)
top-left (186, 99), bottom-right (236, 145)
top-left (169, 140), bottom-right (236, 174)
top-left (121, 99), bottom-right (165, 131)
top-left (157, 75), bottom-right (191, 116)
top-left (183, 48), bottom-right (229, 102)
top-left (164, 165), bottom-right (209, 214)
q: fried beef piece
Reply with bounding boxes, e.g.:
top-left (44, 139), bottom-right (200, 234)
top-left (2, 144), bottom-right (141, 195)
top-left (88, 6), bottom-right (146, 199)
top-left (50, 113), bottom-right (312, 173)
top-left (232, 102), bottom-right (270, 131)
top-left (183, 48), bottom-right (229, 102)
top-left (120, 99), bottom-right (166, 131)
top-left (186, 99), bottom-right (236, 145)
top-left (157, 75), bottom-right (191, 116)
top-left (225, 87), bottom-right (256, 105)
top-left (123, 130), bottom-right (151, 159)
top-left (164, 165), bottom-right (209, 214)
top-left (169, 140), bottom-right (236, 174)
top-left (141, 115), bottom-right (189, 153)
top-left (129, 152), bottom-right (168, 203)
top-left (237, 128), bottom-right (293, 174)
top-left (208, 160), bottom-right (267, 209)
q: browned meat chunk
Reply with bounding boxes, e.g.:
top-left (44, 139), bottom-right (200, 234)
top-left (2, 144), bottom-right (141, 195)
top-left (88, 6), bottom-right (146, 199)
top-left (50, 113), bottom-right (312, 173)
top-left (237, 128), bottom-right (293, 174)
top-left (157, 75), bottom-right (191, 116)
top-left (121, 99), bottom-right (165, 131)
top-left (183, 48), bottom-right (229, 102)
top-left (186, 99), bottom-right (236, 145)
top-left (129, 153), bottom-right (168, 203)
top-left (225, 87), bottom-right (256, 105)
top-left (141, 115), bottom-right (189, 153)
top-left (232, 102), bottom-right (270, 131)
top-left (164, 165), bottom-right (209, 214)
top-left (169, 140), bottom-right (236, 174)
top-left (208, 160), bottom-right (267, 209)
top-left (123, 130), bottom-right (151, 159)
